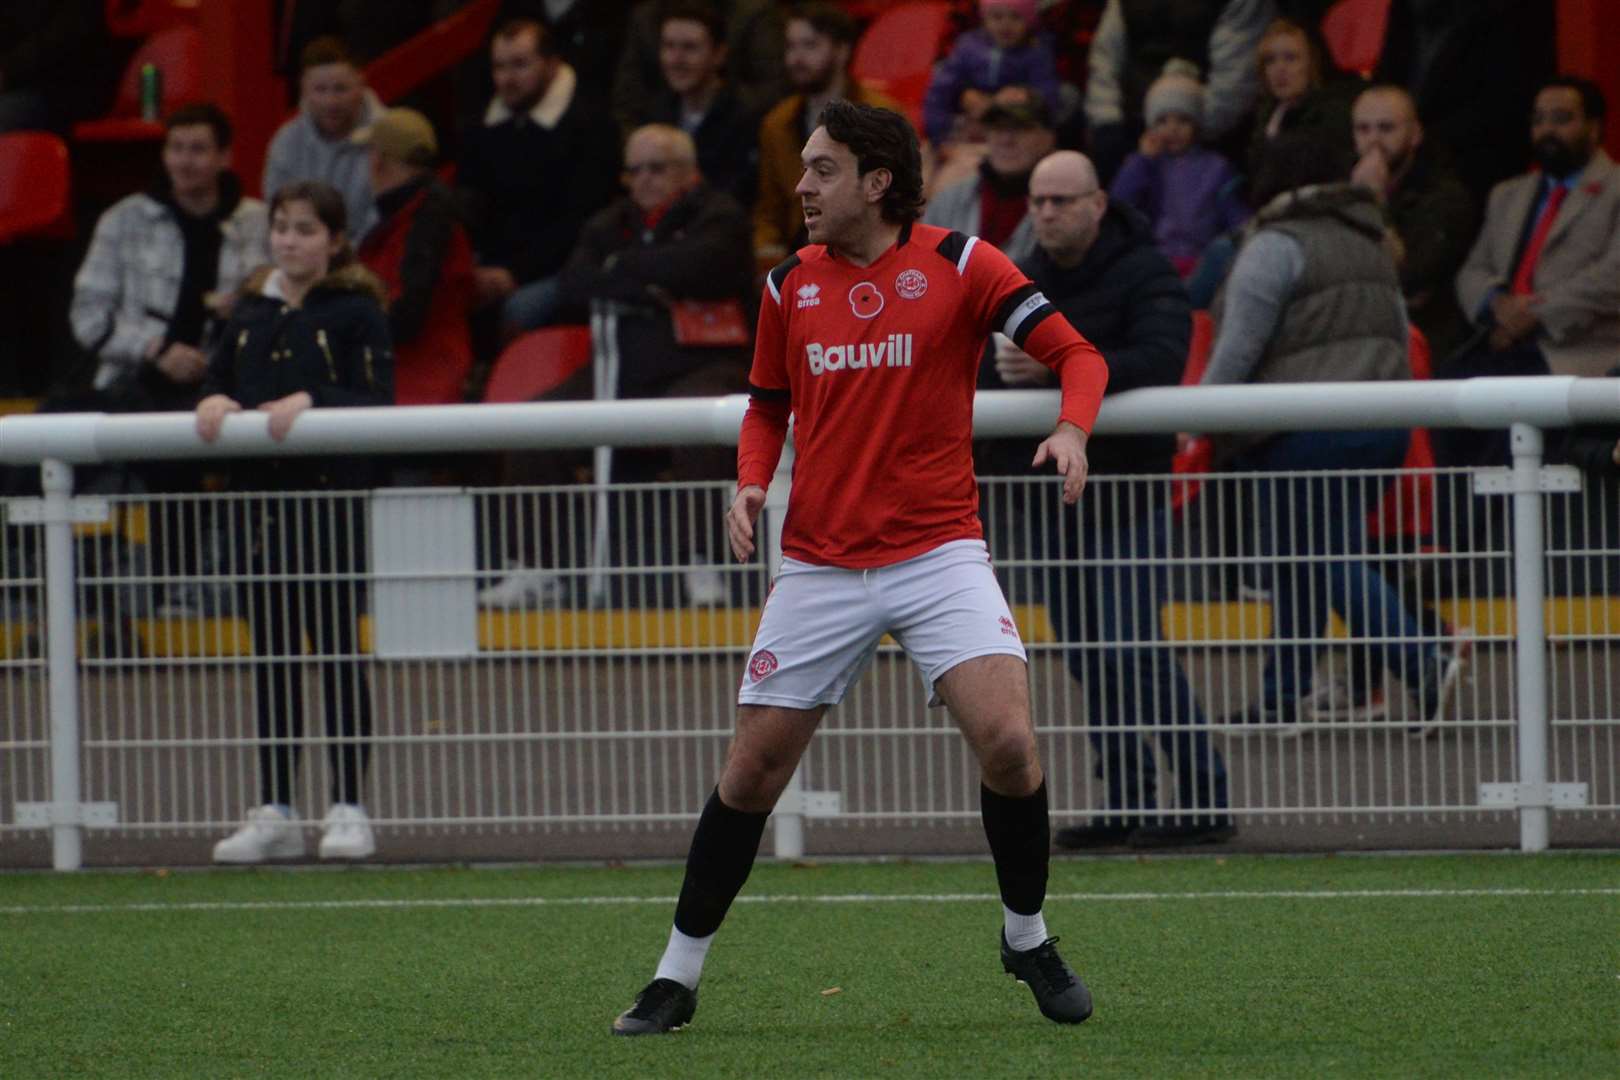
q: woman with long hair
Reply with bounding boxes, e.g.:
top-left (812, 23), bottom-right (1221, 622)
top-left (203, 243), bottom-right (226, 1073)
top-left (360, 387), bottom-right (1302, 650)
top-left (199, 180), bottom-right (394, 863)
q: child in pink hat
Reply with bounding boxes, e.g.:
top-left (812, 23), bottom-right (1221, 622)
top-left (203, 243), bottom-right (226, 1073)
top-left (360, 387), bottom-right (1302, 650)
top-left (923, 0), bottom-right (1062, 146)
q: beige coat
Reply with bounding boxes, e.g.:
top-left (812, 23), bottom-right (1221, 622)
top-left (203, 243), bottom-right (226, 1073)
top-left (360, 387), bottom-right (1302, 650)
top-left (1455, 149), bottom-right (1620, 377)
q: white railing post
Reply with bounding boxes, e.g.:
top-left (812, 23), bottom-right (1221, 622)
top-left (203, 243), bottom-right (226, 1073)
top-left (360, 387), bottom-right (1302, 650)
top-left (1509, 423), bottom-right (1551, 852)
top-left (42, 458), bottom-right (84, 870)
top-left (763, 445), bottom-right (806, 859)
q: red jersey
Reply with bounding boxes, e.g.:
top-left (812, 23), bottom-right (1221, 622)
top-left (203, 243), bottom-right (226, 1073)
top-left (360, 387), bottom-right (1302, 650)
top-left (738, 221), bottom-right (1108, 569)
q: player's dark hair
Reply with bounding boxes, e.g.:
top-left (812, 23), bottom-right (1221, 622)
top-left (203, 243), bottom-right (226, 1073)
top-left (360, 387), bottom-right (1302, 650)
top-left (493, 17), bottom-right (559, 59)
top-left (1538, 75), bottom-right (1607, 126)
top-left (164, 102), bottom-right (233, 151)
top-left (299, 35), bottom-right (358, 74)
top-left (819, 99), bottom-right (926, 225)
top-left (788, 2), bottom-right (859, 48)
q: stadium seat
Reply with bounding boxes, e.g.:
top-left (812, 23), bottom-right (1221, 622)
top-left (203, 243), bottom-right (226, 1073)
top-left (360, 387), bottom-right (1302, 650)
top-left (483, 326), bottom-right (592, 404)
top-left (1369, 323), bottom-right (1436, 541)
top-left (850, 2), bottom-right (954, 132)
top-left (72, 25), bottom-right (205, 143)
top-left (104, 0), bottom-right (199, 38)
top-left (0, 133), bottom-right (73, 245)
top-left (1321, 0), bottom-right (1391, 78)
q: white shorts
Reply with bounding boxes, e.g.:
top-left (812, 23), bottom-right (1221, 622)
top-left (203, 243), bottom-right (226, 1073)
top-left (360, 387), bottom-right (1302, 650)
top-left (737, 539), bottom-right (1027, 710)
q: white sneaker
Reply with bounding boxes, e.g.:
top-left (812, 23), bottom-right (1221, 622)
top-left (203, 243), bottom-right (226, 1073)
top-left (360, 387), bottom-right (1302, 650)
top-left (682, 567), bottom-right (727, 605)
top-left (1409, 628), bottom-right (1475, 740)
top-left (213, 805), bottom-right (305, 864)
top-left (318, 803), bottom-right (376, 860)
top-left (477, 568), bottom-right (564, 609)
top-left (1301, 674), bottom-right (1389, 724)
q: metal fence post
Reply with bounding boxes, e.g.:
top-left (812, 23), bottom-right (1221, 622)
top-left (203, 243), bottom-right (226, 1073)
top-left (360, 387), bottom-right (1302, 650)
top-left (42, 458), bottom-right (84, 870)
top-left (763, 445), bottom-right (806, 859)
top-left (1509, 423), bottom-right (1551, 852)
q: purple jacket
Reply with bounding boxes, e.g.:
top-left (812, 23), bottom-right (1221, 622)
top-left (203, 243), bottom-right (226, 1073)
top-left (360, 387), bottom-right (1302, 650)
top-left (922, 28), bottom-right (1062, 146)
top-left (1109, 146), bottom-right (1249, 268)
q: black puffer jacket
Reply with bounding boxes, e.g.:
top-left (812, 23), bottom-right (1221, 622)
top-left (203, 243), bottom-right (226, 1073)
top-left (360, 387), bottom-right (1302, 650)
top-left (978, 201), bottom-right (1191, 477)
top-left (203, 262), bottom-right (394, 488)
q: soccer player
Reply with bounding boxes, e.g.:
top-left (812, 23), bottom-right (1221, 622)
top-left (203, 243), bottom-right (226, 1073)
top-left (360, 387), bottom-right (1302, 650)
top-left (612, 100), bottom-right (1109, 1036)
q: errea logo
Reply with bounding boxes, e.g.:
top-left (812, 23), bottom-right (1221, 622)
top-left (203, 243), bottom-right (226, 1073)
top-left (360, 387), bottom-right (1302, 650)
top-left (796, 283), bottom-right (821, 309)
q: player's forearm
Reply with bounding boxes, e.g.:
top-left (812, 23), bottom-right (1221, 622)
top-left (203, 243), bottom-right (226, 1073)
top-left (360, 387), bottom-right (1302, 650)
top-left (1025, 318), bottom-right (1109, 434)
top-left (736, 395), bottom-right (790, 490)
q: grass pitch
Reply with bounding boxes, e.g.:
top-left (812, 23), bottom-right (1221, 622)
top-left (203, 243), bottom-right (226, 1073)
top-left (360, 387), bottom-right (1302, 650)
top-left (3, 853), bottom-right (1616, 1078)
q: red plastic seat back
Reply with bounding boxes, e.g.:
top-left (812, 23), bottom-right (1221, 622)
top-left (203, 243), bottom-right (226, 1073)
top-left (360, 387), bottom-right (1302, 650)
top-left (105, 0), bottom-right (198, 38)
top-left (1369, 323), bottom-right (1435, 540)
top-left (1169, 310), bottom-right (1216, 509)
top-left (484, 326), bottom-right (592, 404)
top-left (851, 2), bottom-right (954, 131)
top-left (0, 133), bottom-right (72, 244)
top-left (1321, 0), bottom-right (1391, 77)
top-left (108, 25), bottom-right (205, 119)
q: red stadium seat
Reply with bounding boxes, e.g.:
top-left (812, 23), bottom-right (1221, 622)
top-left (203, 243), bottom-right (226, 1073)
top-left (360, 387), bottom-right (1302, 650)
top-left (73, 25), bottom-right (205, 143)
top-left (0, 133), bottom-right (73, 244)
top-left (1321, 0), bottom-right (1391, 78)
top-left (105, 0), bottom-right (199, 38)
top-left (484, 326), bottom-right (592, 404)
top-left (1170, 310), bottom-right (1215, 509)
top-left (1369, 323), bottom-right (1436, 541)
top-left (851, 2), bottom-right (954, 132)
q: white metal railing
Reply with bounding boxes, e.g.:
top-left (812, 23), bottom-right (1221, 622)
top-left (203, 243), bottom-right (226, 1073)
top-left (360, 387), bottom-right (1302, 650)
top-left (2, 377), bottom-right (1618, 869)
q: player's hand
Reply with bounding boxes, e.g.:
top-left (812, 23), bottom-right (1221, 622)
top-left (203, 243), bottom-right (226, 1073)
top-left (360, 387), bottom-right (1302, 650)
top-left (727, 484), bottom-right (767, 562)
top-left (195, 394), bottom-right (242, 442)
top-left (258, 391), bottom-right (313, 442)
top-left (1032, 421), bottom-right (1090, 505)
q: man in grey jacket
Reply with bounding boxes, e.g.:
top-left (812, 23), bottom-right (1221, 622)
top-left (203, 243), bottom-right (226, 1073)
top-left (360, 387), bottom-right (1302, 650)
top-left (922, 87), bottom-right (1055, 267)
top-left (262, 36), bottom-right (383, 243)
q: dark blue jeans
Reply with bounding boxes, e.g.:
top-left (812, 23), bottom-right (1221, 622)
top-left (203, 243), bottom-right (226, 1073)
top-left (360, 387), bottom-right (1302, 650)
top-left (1045, 494), bottom-right (1229, 828)
top-left (1228, 430), bottom-right (1435, 710)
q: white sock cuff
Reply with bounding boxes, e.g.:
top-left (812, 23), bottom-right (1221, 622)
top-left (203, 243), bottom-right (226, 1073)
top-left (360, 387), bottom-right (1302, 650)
top-left (653, 925), bottom-right (715, 990)
top-left (1003, 906), bottom-right (1049, 953)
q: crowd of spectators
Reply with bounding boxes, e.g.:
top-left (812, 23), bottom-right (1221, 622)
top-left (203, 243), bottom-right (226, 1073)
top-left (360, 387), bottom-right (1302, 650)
top-left (1, 0), bottom-right (1612, 856)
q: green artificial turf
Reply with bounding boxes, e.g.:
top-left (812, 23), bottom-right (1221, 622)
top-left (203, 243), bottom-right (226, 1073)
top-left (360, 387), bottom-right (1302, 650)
top-left (2, 854), bottom-right (1616, 1078)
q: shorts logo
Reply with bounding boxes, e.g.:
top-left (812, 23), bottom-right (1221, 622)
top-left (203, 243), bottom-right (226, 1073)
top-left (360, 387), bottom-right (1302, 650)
top-left (848, 281), bottom-right (884, 319)
top-left (999, 615), bottom-right (1020, 639)
top-left (895, 269), bottom-right (928, 300)
top-left (748, 649), bottom-right (779, 682)
top-left (795, 283), bottom-right (821, 309)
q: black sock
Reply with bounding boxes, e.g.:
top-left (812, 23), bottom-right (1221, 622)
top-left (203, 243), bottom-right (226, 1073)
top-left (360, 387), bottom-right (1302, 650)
top-left (981, 781), bottom-right (1050, 916)
top-left (672, 788), bottom-right (770, 938)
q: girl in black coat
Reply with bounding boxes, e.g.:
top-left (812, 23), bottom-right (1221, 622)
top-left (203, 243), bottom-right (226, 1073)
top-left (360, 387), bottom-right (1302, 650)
top-left (198, 181), bottom-right (395, 864)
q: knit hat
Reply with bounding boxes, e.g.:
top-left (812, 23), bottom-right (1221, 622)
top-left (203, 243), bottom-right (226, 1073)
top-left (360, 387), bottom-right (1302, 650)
top-left (351, 107), bottom-right (438, 167)
top-left (1144, 59), bottom-right (1205, 129)
top-left (980, 0), bottom-right (1038, 27)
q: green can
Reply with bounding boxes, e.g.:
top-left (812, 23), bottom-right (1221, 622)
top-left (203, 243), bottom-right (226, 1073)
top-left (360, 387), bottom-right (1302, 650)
top-left (140, 62), bottom-right (163, 122)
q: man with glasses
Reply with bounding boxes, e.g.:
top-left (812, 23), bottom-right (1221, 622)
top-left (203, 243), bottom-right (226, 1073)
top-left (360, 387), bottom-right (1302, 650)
top-left (977, 150), bottom-right (1231, 849)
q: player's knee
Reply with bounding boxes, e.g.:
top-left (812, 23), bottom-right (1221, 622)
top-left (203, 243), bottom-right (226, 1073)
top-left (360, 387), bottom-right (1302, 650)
top-left (721, 747), bottom-right (796, 810)
top-left (978, 725), bottom-right (1040, 794)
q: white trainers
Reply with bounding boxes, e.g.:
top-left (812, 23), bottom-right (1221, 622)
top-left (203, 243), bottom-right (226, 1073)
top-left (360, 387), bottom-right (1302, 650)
top-left (1409, 628), bottom-right (1475, 740)
top-left (1301, 674), bottom-right (1389, 724)
top-left (682, 567), bottom-right (727, 605)
top-left (318, 803), bottom-right (376, 860)
top-left (477, 568), bottom-right (564, 609)
top-left (213, 805), bottom-right (305, 864)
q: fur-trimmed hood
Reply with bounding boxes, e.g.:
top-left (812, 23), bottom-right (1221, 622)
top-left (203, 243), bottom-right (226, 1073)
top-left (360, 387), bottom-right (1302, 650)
top-left (241, 260), bottom-right (389, 307)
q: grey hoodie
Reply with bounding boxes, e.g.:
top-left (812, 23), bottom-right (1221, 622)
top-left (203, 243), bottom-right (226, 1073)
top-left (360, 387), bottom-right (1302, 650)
top-left (262, 89), bottom-right (383, 242)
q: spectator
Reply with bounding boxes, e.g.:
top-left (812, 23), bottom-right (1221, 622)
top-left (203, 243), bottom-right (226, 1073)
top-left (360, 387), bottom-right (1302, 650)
top-left (457, 17), bottom-right (618, 337)
top-left (1085, 0), bottom-right (1273, 184)
top-left (355, 108), bottom-right (475, 408)
top-left (1109, 59), bottom-right (1249, 275)
top-left (1200, 130), bottom-right (1469, 736)
top-left (0, 0), bottom-right (127, 133)
top-left (635, 2), bottom-right (762, 208)
top-left (977, 150), bottom-right (1231, 847)
top-left (922, 86), bottom-right (1056, 266)
top-left (273, 0), bottom-right (442, 94)
top-left (613, 0), bottom-right (784, 137)
top-left (1245, 16), bottom-right (1353, 177)
top-left (199, 180), bottom-right (393, 865)
top-left (1348, 83), bottom-right (1475, 359)
top-left (922, 0), bottom-right (1062, 149)
top-left (1374, 0), bottom-right (1556, 201)
top-left (63, 104), bottom-right (268, 616)
top-left (754, 2), bottom-right (898, 269)
top-left (479, 124), bottom-right (753, 608)
top-left (263, 36), bottom-right (383, 244)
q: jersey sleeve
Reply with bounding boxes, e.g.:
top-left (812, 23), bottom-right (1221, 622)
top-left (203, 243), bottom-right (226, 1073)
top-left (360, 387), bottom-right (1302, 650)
top-left (738, 257), bottom-right (797, 489)
top-left (963, 238), bottom-right (1110, 434)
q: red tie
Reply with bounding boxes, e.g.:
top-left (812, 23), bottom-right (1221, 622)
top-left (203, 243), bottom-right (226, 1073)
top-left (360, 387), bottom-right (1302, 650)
top-left (1510, 184), bottom-right (1568, 295)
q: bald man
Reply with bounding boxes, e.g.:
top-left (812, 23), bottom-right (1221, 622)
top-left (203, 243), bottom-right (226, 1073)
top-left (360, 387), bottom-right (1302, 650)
top-left (976, 150), bottom-right (1233, 849)
top-left (1350, 84), bottom-right (1476, 359)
